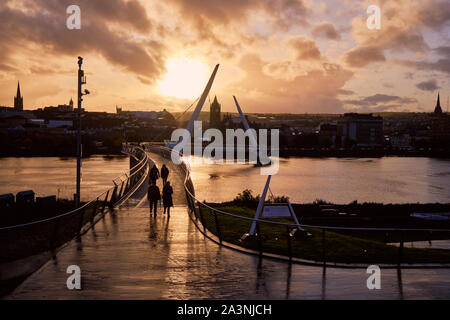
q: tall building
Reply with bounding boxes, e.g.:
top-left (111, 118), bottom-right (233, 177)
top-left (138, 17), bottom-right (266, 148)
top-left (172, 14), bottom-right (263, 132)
top-left (14, 81), bottom-right (23, 112)
top-left (209, 95), bottom-right (221, 128)
top-left (340, 113), bottom-right (383, 148)
top-left (434, 92), bottom-right (443, 115)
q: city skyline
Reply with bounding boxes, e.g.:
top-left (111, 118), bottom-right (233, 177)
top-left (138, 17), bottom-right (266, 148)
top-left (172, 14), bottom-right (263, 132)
top-left (0, 0), bottom-right (449, 114)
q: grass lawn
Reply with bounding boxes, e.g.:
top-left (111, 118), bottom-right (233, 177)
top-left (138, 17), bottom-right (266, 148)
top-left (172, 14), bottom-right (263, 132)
top-left (197, 205), bottom-right (450, 264)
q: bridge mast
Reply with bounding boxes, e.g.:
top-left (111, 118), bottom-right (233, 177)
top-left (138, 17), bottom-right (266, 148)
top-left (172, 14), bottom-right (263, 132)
top-left (185, 64), bottom-right (220, 134)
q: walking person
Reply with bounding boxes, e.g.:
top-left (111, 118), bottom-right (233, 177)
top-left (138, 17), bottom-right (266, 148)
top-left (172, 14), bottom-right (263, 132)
top-left (161, 164), bottom-right (170, 186)
top-left (162, 181), bottom-right (174, 216)
top-left (147, 181), bottom-right (161, 216)
top-left (149, 164), bottom-right (160, 185)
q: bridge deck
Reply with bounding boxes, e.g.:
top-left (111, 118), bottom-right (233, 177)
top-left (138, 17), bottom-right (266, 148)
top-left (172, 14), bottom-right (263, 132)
top-left (6, 151), bottom-right (450, 299)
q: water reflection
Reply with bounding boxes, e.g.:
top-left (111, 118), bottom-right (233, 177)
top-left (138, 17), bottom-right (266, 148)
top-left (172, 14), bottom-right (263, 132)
top-left (321, 266), bottom-right (327, 300)
top-left (286, 263), bottom-right (292, 299)
top-left (190, 157), bottom-right (450, 204)
top-left (397, 267), bottom-right (404, 300)
top-left (0, 156), bottom-right (128, 201)
top-left (255, 257), bottom-right (268, 296)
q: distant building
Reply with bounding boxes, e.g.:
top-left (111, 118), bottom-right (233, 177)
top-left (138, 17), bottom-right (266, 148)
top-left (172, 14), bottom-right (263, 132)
top-left (116, 106), bottom-right (174, 121)
top-left (319, 122), bottom-right (338, 147)
top-left (14, 81), bottom-right (23, 112)
top-left (430, 93), bottom-right (450, 142)
top-left (0, 106), bottom-right (14, 113)
top-left (340, 113), bottom-right (383, 147)
top-left (434, 92), bottom-right (443, 115)
top-left (209, 95), bottom-right (221, 128)
top-left (48, 120), bottom-right (73, 128)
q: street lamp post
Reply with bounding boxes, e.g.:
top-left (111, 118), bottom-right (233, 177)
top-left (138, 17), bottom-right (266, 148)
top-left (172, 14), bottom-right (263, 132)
top-left (75, 57), bottom-right (89, 208)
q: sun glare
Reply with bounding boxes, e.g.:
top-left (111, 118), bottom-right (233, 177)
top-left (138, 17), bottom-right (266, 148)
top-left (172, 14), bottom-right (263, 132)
top-left (158, 58), bottom-right (209, 99)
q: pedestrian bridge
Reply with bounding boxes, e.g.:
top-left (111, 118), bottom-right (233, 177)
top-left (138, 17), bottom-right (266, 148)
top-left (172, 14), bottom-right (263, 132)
top-left (5, 146), bottom-right (450, 299)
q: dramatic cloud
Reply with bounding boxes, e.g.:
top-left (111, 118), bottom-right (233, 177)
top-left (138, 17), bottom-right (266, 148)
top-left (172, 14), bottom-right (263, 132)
top-left (394, 58), bottom-right (450, 75)
top-left (345, 46), bottom-right (385, 67)
top-left (226, 54), bottom-right (353, 113)
top-left (345, 0), bottom-right (449, 69)
top-left (0, 0), bottom-right (447, 113)
top-left (166, 0), bottom-right (310, 26)
top-left (0, 0), bottom-right (165, 83)
top-left (289, 36), bottom-right (322, 60)
top-left (311, 22), bottom-right (341, 40)
top-left (343, 94), bottom-right (418, 112)
top-left (416, 79), bottom-right (440, 91)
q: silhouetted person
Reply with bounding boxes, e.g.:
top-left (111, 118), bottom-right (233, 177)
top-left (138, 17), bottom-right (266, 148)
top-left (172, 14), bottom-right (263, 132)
top-left (147, 181), bottom-right (160, 216)
top-left (161, 164), bottom-right (170, 186)
top-left (149, 164), bottom-right (160, 185)
top-left (162, 181), bottom-right (174, 216)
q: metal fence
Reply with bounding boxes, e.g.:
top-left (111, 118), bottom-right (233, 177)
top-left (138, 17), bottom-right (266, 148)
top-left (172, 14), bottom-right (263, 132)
top-left (158, 146), bottom-right (450, 267)
top-left (0, 145), bottom-right (149, 263)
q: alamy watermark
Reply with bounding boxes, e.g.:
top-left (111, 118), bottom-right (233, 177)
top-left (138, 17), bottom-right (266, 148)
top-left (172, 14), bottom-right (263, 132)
top-left (66, 265), bottom-right (81, 290)
top-left (66, 5), bottom-right (81, 30)
top-left (366, 265), bottom-right (381, 290)
top-left (170, 121), bottom-right (279, 175)
top-left (367, 5), bottom-right (381, 30)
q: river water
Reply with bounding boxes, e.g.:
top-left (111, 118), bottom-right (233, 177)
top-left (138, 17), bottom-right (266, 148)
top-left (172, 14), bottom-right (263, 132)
top-left (1, 156), bottom-right (449, 204)
top-left (0, 155), bottom-right (129, 201)
top-left (188, 157), bottom-right (450, 204)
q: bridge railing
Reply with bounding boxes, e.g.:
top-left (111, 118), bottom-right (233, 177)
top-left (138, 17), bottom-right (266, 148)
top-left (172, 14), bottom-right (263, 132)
top-left (0, 145), bottom-right (149, 263)
top-left (158, 146), bottom-right (450, 267)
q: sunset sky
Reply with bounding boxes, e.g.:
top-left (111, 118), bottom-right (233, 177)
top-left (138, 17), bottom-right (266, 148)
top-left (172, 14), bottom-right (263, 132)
top-left (0, 0), bottom-right (448, 114)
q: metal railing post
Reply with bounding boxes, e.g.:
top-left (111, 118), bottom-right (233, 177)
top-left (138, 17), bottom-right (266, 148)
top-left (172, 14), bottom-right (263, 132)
top-left (213, 210), bottom-right (222, 244)
top-left (101, 190), bottom-right (110, 214)
top-left (322, 229), bottom-right (326, 265)
top-left (91, 197), bottom-right (100, 223)
top-left (286, 225), bottom-right (292, 261)
top-left (118, 181), bottom-right (125, 199)
top-left (77, 206), bottom-right (86, 237)
top-left (50, 217), bottom-right (60, 255)
top-left (123, 179), bottom-right (130, 195)
top-left (198, 205), bottom-right (206, 233)
top-left (109, 184), bottom-right (118, 207)
top-left (256, 222), bottom-right (263, 256)
top-left (398, 231), bottom-right (404, 266)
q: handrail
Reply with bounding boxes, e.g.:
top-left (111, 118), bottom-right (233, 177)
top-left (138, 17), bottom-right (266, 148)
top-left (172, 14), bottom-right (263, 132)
top-left (159, 146), bottom-right (450, 234)
top-left (0, 145), bottom-right (149, 231)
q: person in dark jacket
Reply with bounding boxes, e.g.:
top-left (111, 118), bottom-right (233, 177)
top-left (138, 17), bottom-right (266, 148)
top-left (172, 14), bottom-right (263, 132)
top-left (149, 164), bottom-right (160, 185)
top-left (162, 181), bottom-right (174, 216)
top-left (161, 164), bottom-right (170, 186)
top-left (147, 181), bottom-right (161, 216)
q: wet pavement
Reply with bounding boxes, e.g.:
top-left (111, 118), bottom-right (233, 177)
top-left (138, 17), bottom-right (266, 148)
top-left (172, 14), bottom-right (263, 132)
top-left (6, 152), bottom-right (450, 299)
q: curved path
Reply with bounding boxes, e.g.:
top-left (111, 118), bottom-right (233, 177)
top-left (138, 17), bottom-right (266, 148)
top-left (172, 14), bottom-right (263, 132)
top-left (6, 151), bottom-right (450, 299)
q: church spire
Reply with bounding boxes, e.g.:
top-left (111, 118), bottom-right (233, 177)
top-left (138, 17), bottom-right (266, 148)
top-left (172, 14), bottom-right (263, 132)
top-left (14, 81), bottom-right (23, 111)
top-left (434, 92), bottom-right (443, 115)
top-left (16, 81), bottom-right (21, 99)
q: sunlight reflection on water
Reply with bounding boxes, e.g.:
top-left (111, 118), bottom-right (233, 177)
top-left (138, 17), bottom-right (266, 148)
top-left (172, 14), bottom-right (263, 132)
top-left (0, 155), bottom-right (128, 201)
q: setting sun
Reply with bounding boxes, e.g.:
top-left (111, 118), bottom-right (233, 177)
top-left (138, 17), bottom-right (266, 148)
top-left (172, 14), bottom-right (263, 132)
top-left (158, 58), bottom-right (209, 99)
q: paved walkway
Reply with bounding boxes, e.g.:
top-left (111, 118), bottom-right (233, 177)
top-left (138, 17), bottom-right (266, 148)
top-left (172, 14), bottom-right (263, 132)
top-left (7, 152), bottom-right (450, 299)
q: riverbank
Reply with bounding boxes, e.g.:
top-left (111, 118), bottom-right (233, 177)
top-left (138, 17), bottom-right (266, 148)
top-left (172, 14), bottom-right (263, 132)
top-left (198, 205), bottom-right (450, 264)
top-left (195, 190), bottom-right (450, 264)
top-left (279, 148), bottom-right (450, 158)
